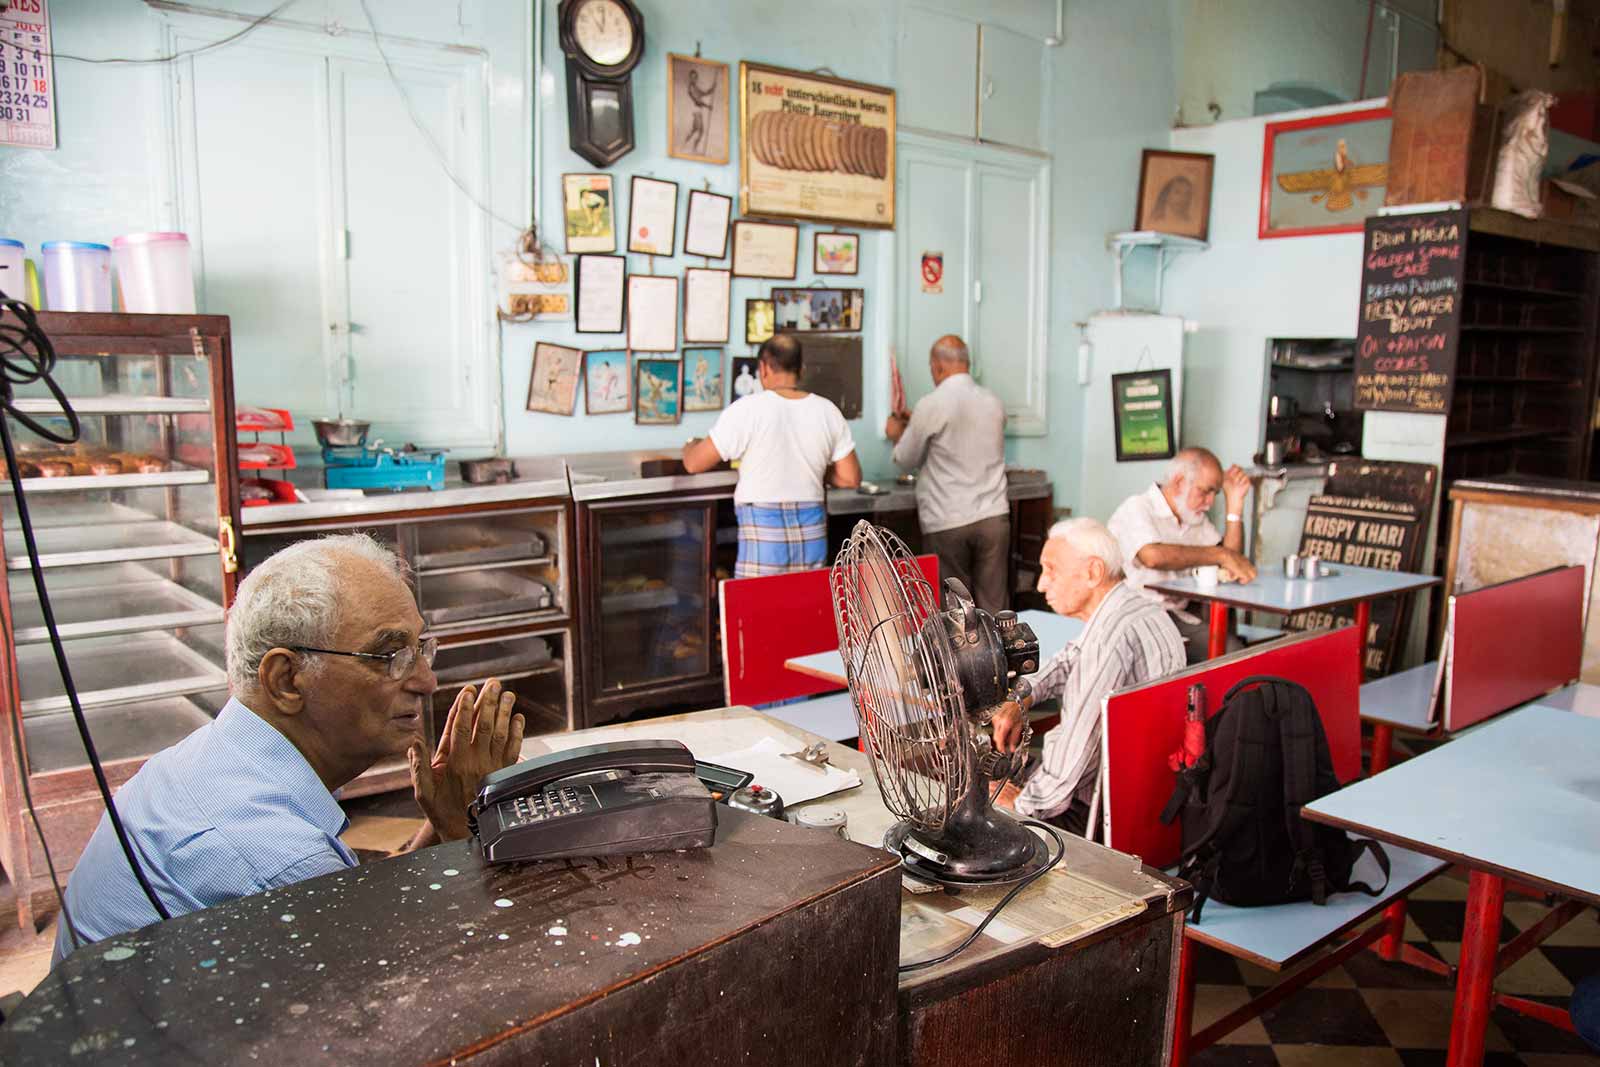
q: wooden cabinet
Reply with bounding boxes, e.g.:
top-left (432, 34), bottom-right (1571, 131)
top-left (0, 312), bottom-right (240, 928)
top-left (898, 7), bottom-right (1046, 151)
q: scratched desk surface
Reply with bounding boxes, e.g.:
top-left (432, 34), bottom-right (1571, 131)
top-left (0, 808), bottom-right (898, 1065)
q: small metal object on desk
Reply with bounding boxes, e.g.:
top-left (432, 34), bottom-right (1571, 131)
top-left (1284, 553), bottom-right (1303, 579)
top-left (1303, 556), bottom-right (1322, 580)
top-left (783, 740), bottom-right (833, 772)
top-left (790, 804), bottom-right (849, 840)
top-left (857, 482), bottom-right (890, 496)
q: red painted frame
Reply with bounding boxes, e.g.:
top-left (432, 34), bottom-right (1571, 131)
top-left (1258, 106), bottom-right (1392, 240)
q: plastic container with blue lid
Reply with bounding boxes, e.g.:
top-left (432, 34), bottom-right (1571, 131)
top-left (42, 241), bottom-right (113, 312)
top-left (0, 240), bottom-right (23, 301)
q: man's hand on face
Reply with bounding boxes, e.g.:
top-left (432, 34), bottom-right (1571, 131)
top-left (1223, 464), bottom-right (1252, 510)
top-left (409, 678), bottom-right (524, 843)
top-left (990, 700), bottom-right (1025, 754)
top-left (1218, 546), bottom-right (1258, 584)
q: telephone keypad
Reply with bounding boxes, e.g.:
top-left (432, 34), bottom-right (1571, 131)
top-left (501, 786), bottom-right (599, 829)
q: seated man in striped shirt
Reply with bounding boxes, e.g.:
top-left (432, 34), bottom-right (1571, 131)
top-left (991, 518), bottom-right (1184, 837)
top-left (53, 534), bottom-right (523, 964)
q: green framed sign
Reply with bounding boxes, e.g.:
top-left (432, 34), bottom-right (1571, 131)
top-left (1111, 369), bottom-right (1175, 462)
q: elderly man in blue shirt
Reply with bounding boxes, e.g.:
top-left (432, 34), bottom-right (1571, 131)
top-left (52, 533), bottom-right (524, 964)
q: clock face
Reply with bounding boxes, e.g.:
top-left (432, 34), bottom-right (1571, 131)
top-left (573, 0), bottom-right (633, 67)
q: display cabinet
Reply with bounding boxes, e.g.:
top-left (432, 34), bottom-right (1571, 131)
top-left (0, 312), bottom-right (240, 928)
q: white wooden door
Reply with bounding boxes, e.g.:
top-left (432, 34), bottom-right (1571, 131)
top-left (973, 156), bottom-right (1048, 434)
top-left (896, 136), bottom-right (973, 409)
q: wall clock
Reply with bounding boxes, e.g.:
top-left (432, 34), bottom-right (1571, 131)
top-left (558, 0), bottom-right (644, 167)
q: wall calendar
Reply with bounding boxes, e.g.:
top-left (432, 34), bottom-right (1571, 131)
top-left (1, 0), bottom-right (56, 150)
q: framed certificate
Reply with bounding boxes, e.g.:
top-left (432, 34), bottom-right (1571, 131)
top-left (626, 274), bottom-right (679, 352)
top-left (574, 254), bottom-right (625, 334)
top-left (684, 189), bottom-right (733, 259)
top-left (628, 175), bottom-right (679, 256)
top-left (1111, 369), bottom-right (1176, 462)
top-left (683, 267), bottom-right (731, 344)
top-left (731, 220), bottom-right (799, 279)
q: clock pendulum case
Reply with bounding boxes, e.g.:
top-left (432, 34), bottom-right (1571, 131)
top-left (559, 0), bottom-right (644, 167)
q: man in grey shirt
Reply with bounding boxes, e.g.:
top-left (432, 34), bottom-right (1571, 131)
top-left (885, 335), bottom-right (1010, 613)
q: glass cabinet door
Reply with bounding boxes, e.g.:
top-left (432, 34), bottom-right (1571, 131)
top-left (590, 502), bottom-right (711, 692)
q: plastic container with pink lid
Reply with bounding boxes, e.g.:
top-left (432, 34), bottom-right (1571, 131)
top-left (112, 231), bottom-right (196, 314)
top-left (42, 241), bottom-right (113, 312)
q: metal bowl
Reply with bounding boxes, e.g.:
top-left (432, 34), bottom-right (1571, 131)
top-left (312, 418), bottom-right (371, 448)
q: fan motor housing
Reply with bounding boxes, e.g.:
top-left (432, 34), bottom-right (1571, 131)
top-left (940, 606), bottom-right (1039, 717)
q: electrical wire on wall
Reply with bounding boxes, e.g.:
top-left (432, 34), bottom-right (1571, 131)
top-left (0, 293), bottom-right (172, 942)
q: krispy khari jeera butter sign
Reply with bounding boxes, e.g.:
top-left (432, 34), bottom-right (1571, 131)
top-left (740, 62), bottom-right (896, 229)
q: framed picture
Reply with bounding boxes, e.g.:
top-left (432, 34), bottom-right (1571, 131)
top-left (771, 287), bottom-right (863, 333)
top-left (626, 274), bottom-right (678, 352)
top-left (628, 175), bottom-right (679, 255)
top-left (527, 342), bottom-right (582, 415)
top-left (731, 220), bottom-right (799, 279)
top-left (731, 356), bottom-right (762, 399)
top-left (745, 298), bottom-right (775, 345)
top-left (739, 62), bottom-right (896, 228)
top-left (683, 266), bottom-right (731, 343)
top-left (682, 348), bottom-right (725, 412)
top-left (574, 254), bottom-right (625, 334)
top-left (1135, 150), bottom-right (1214, 242)
top-left (1260, 106), bottom-right (1392, 239)
top-left (814, 231), bottom-right (860, 275)
top-left (562, 173), bottom-right (615, 253)
top-left (668, 54), bottom-right (729, 164)
top-left (684, 189), bottom-right (733, 258)
top-left (1111, 368), bottom-right (1175, 462)
top-left (635, 358), bottom-right (682, 425)
top-left (583, 349), bottom-right (631, 415)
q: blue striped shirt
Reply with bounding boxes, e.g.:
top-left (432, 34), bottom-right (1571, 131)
top-left (52, 698), bottom-right (355, 965)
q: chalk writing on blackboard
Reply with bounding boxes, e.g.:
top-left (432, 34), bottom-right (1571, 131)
top-left (1354, 207), bottom-right (1467, 414)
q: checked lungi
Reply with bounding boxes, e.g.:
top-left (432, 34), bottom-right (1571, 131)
top-left (733, 502), bottom-right (828, 578)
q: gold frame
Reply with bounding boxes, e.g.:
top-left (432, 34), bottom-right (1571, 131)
top-left (668, 53), bottom-right (730, 165)
top-left (739, 61), bottom-right (896, 229)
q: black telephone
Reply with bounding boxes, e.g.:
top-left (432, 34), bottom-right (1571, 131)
top-left (470, 739), bottom-right (719, 864)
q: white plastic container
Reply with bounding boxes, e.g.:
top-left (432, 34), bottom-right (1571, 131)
top-left (0, 239), bottom-right (24, 302)
top-left (112, 231), bottom-right (196, 314)
top-left (41, 241), bottom-right (113, 312)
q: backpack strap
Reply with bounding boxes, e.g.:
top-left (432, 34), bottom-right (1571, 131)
top-left (1267, 678), bottom-right (1332, 904)
top-left (1337, 838), bottom-right (1392, 898)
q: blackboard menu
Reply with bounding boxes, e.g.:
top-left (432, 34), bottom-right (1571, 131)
top-left (1354, 206), bottom-right (1468, 414)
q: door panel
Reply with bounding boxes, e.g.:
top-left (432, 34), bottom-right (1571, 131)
top-left (975, 162), bottom-right (1045, 431)
top-left (899, 7), bottom-right (978, 138)
top-left (977, 24), bottom-right (1044, 150)
top-left (896, 146), bottom-right (972, 409)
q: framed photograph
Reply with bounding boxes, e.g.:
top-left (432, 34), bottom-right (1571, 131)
top-left (574, 254), bottom-right (625, 334)
top-left (562, 173), bottom-right (615, 253)
top-left (771, 287), bottom-right (863, 333)
top-left (1135, 150), bottom-right (1214, 242)
top-left (1111, 368), bottom-right (1175, 462)
top-left (731, 356), bottom-right (762, 399)
top-left (626, 274), bottom-right (678, 352)
top-left (682, 348), bottom-right (725, 412)
top-left (731, 220), bottom-right (799, 279)
top-left (527, 342), bottom-right (582, 415)
top-left (583, 349), bottom-right (631, 415)
top-left (635, 358), bottom-right (682, 425)
top-left (628, 175), bottom-right (679, 256)
top-left (684, 189), bottom-right (733, 258)
top-left (745, 298), bottom-right (775, 345)
top-left (683, 266), bottom-right (731, 343)
top-left (1260, 106), bottom-right (1392, 239)
top-left (814, 231), bottom-right (860, 275)
top-left (739, 61), bottom-right (896, 228)
top-left (668, 54), bottom-right (729, 164)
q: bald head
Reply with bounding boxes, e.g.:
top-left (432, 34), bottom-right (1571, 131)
top-left (930, 335), bottom-right (969, 368)
top-left (1167, 447), bottom-right (1221, 489)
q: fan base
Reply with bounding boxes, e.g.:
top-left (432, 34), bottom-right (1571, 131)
top-left (884, 819), bottom-right (1052, 888)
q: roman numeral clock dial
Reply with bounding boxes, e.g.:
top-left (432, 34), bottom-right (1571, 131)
top-left (559, 0), bottom-right (644, 167)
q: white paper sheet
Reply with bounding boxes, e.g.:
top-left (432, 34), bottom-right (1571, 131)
top-left (576, 254), bottom-right (625, 333)
top-left (683, 268), bottom-right (730, 343)
top-left (629, 177), bottom-right (678, 255)
top-left (700, 736), bottom-right (862, 806)
top-left (627, 275), bottom-right (678, 352)
top-left (684, 190), bottom-right (731, 258)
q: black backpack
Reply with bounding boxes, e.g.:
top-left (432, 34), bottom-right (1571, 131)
top-left (1161, 675), bottom-right (1390, 923)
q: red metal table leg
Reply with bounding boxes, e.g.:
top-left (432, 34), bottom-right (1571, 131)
top-left (1354, 599), bottom-right (1371, 681)
top-left (1370, 722), bottom-right (1395, 775)
top-left (1378, 899), bottom-right (1407, 960)
top-left (1207, 601), bottom-right (1228, 659)
top-left (1171, 934), bottom-right (1197, 1067)
top-left (1447, 870), bottom-right (1506, 1067)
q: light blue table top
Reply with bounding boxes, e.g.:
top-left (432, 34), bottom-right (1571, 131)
top-left (1179, 844), bottom-right (1446, 969)
top-left (1359, 662), bottom-right (1440, 730)
top-left (1525, 681), bottom-right (1600, 719)
top-left (1304, 705), bottom-right (1600, 905)
top-left (1148, 563), bottom-right (1439, 616)
top-left (785, 609), bottom-right (1087, 685)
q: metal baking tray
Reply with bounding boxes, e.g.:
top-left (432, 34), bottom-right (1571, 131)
top-left (600, 519), bottom-right (689, 547)
top-left (0, 460), bottom-right (212, 494)
top-left (14, 499), bottom-right (154, 529)
top-left (9, 577), bottom-right (222, 643)
top-left (432, 636), bottom-right (555, 685)
top-left (17, 630), bottom-right (227, 715)
top-left (420, 570), bottom-right (555, 625)
top-left (5, 519), bottom-right (217, 569)
top-left (414, 525), bottom-right (548, 570)
top-left (23, 695), bottom-right (215, 775)
top-left (12, 395), bottom-right (212, 416)
top-left (600, 586), bottom-right (683, 614)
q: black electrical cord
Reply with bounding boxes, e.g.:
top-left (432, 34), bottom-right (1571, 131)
top-left (896, 818), bottom-right (1066, 973)
top-left (0, 291), bottom-right (172, 924)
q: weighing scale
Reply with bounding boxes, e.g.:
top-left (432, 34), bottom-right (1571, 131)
top-left (321, 444), bottom-right (447, 492)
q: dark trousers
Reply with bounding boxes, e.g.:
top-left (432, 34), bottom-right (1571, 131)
top-left (1172, 610), bottom-right (1242, 665)
top-left (924, 513), bottom-right (1011, 615)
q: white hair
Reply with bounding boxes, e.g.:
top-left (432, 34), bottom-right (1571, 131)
top-left (1166, 447), bottom-right (1220, 488)
top-left (1046, 518), bottom-right (1124, 580)
top-left (930, 335), bottom-right (970, 366)
top-left (224, 534), bottom-right (409, 693)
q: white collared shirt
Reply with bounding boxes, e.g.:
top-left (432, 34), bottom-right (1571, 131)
top-left (1108, 482), bottom-right (1221, 614)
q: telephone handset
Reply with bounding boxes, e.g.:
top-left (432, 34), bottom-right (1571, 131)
top-left (470, 739), bottom-right (718, 864)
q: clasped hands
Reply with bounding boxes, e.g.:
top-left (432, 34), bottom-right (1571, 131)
top-left (408, 678), bottom-right (525, 843)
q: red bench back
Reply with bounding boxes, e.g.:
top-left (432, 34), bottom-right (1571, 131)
top-left (1445, 565), bottom-right (1585, 733)
top-left (1101, 626), bottom-right (1362, 869)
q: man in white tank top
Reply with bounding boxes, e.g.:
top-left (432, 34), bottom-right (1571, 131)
top-left (683, 335), bottom-right (861, 576)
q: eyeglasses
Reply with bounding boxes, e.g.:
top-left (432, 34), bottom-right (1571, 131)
top-left (291, 637), bottom-right (438, 681)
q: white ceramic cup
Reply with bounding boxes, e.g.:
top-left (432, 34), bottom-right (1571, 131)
top-left (1194, 564), bottom-right (1220, 588)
